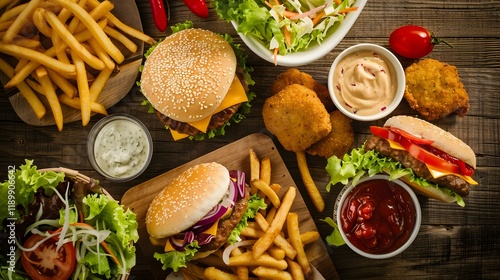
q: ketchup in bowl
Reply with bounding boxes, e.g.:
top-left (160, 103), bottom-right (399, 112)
top-left (336, 174), bottom-right (421, 258)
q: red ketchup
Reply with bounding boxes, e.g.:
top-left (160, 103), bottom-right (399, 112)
top-left (340, 179), bottom-right (416, 254)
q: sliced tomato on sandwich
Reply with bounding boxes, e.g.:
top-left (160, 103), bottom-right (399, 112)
top-left (370, 126), bottom-right (477, 184)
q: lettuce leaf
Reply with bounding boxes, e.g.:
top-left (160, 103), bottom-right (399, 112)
top-left (321, 217), bottom-right (345, 246)
top-left (0, 159), bottom-right (65, 231)
top-left (325, 146), bottom-right (465, 206)
top-left (154, 241), bottom-right (200, 272)
top-left (228, 194), bottom-right (267, 244)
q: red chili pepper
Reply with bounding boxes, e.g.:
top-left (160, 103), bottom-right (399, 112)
top-left (149, 0), bottom-right (168, 32)
top-left (183, 0), bottom-right (209, 18)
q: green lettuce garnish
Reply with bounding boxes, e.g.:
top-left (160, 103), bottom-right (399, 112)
top-left (321, 217), bottom-right (345, 246)
top-left (154, 194), bottom-right (266, 272)
top-left (325, 146), bottom-right (465, 206)
top-left (213, 0), bottom-right (355, 55)
top-left (0, 159), bottom-right (65, 231)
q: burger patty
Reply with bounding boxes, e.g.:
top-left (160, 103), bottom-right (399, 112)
top-left (156, 66), bottom-right (249, 136)
top-left (364, 136), bottom-right (470, 197)
top-left (200, 185), bottom-right (250, 252)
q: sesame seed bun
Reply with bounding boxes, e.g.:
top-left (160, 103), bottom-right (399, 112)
top-left (140, 28), bottom-right (237, 122)
top-left (384, 115), bottom-right (476, 168)
top-left (145, 162), bottom-right (230, 239)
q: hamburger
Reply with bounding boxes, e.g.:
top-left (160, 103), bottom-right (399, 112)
top-left (146, 162), bottom-right (266, 271)
top-left (326, 115), bottom-right (477, 206)
top-left (140, 25), bottom-right (254, 140)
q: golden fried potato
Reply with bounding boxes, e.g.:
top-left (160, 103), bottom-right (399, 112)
top-left (404, 58), bottom-right (469, 120)
top-left (271, 68), bottom-right (335, 112)
top-left (306, 110), bottom-right (354, 159)
top-left (263, 84), bottom-right (331, 152)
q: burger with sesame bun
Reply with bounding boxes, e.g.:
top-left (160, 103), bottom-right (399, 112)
top-left (326, 115), bottom-right (477, 206)
top-left (146, 162), bottom-right (266, 272)
top-left (140, 22), bottom-right (254, 140)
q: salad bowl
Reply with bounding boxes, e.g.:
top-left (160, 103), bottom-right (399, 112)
top-left (229, 0), bottom-right (367, 66)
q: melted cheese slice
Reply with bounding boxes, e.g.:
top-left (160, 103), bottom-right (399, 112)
top-left (386, 139), bottom-right (477, 185)
top-left (170, 76), bottom-right (248, 140)
top-left (164, 221), bottom-right (219, 252)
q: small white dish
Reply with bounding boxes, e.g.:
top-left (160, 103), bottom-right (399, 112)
top-left (334, 174), bottom-right (421, 259)
top-left (87, 114), bottom-right (153, 182)
top-left (328, 43), bottom-right (405, 121)
top-left (232, 0), bottom-right (367, 66)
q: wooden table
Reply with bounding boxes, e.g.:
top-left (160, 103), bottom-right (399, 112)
top-left (1, 0), bottom-right (499, 278)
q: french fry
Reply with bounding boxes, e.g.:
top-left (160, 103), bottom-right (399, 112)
top-left (230, 246), bottom-right (249, 280)
top-left (104, 25), bottom-right (137, 53)
top-left (260, 156), bottom-right (272, 185)
top-left (32, 7), bottom-right (53, 37)
top-left (297, 231), bottom-right (320, 246)
top-left (0, 43), bottom-right (76, 76)
top-left (51, 0), bottom-right (124, 63)
top-left (252, 266), bottom-right (293, 280)
top-left (46, 68), bottom-right (77, 98)
top-left (296, 151), bottom-right (325, 212)
top-left (2, 0), bottom-right (41, 43)
top-left (204, 267), bottom-right (240, 280)
top-left (89, 66), bottom-right (114, 101)
top-left (229, 251), bottom-right (288, 270)
top-left (88, 37), bottom-right (116, 71)
top-left (286, 212), bottom-right (312, 278)
top-left (0, 58), bottom-right (46, 119)
top-left (251, 179), bottom-right (280, 208)
top-left (268, 245), bottom-right (286, 260)
top-left (36, 67), bottom-right (63, 131)
top-left (253, 187), bottom-right (296, 259)
top-left (45, 10), bottom-right (105, 70)
top-left (266, 206), bottom-right (277, 225)
top-left (0, 0), bottom-right (12, 10)
top-left (249, 149), bottom-right (260, 194)
top-left (72, 0), bottom-right (114, 34)
top-left (71, 49), bottom-right (91, 126)
top-left (0, 3), bottom-right (27, 23)
top-left (286, 259), bottom-right (305, 280)
top-left (58, 94), bottom-right (108, 116)
top-left (254, 213), bottom-right (297, 260)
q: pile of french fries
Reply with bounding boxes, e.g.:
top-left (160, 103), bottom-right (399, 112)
top-left (0, 0), bottom-right (155, 131)
top-left (179, 149), bottom-right (321, 280)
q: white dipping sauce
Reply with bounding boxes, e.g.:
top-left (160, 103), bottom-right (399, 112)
top-left (93, 118), bottom-right (150, 178)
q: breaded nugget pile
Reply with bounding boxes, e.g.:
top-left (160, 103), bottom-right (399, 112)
top-left (271, 68), bottom-right (335, 112)
top-left (404, 58), bottom-right (470, 120)
top-left (263, 84), bottom-right (332, 152)
top-left (306, 111), bottom-right (354, 159)
top-left (263, 69), bottom-right (355, 158)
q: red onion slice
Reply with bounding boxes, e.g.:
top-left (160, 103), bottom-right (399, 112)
top-left (230, 170), bottom-right (246, 198)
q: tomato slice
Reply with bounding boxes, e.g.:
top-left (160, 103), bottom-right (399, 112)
top-left (370, 126), bottom-right (474, 176)
top-left (398, 137), bottom-right (461, 174)
top-left (388, 127), bottom-right (434, 145)
top-left (21, 233), bottom-right (76, 280)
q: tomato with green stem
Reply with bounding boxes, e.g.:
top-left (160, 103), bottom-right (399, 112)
top-left (389, 25), bottom-right (452, 59)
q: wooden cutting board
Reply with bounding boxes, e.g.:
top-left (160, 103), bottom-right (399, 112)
top-left (2, 0), bottom-right (144, 127)
top-left (122, 133), bottom-right (338, 279)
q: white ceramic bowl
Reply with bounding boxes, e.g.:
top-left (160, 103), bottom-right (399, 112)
top-left (328, 43), bottom-right (405, 121)
top-left (87, 114), bottom-right (153, 182)
top-left (232, 0), bottom-right (367, 67)
top-left (334, 174), bottom-right (421, 259)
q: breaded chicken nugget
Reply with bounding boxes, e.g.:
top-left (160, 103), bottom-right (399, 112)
top-left (271, 68), bottom-right (335, 112)
top-left (306, 110), bottom-right (354, 159)
top-left (263, 84), bottom-right (332, 152)
top-left (404, 58), bottom-right (469, 120)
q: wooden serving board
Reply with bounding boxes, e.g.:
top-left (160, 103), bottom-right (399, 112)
top-left (2, 0), bottom-right (144, 127)
top-left (122, 133), bottom-right (338, 280)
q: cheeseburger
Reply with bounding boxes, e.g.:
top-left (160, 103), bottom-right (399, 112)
top-left (326, 115), bottom-right (477, 206)
top-left (146, 162), bottom-right (265, 271)
top-left (140, 27), bottom-right (254, 140)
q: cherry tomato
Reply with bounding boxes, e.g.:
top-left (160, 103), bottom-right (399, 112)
top-left (21, 234), bottom-right (76, 280)
top-left (389, 25), bottom-right (450, 59)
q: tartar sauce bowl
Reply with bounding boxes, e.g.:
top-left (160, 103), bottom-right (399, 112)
top-left (87, 114), bottom-right (153, 182)
top-left (328, 43), bottom-right (405, 121)
top-left (231, 0), bottom-right (367, 67)
top-left (334, 174), bottom-right (421, 259)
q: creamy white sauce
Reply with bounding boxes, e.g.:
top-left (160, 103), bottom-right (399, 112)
top-left (94, 119), bottom-right (150, 178)
top-left (333, 50), bottom-right (397, 116)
